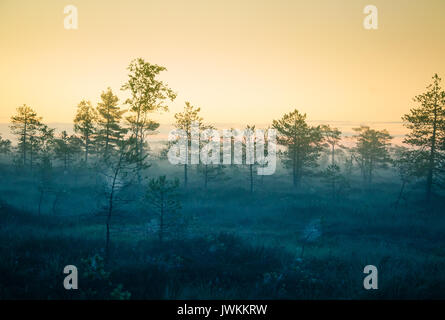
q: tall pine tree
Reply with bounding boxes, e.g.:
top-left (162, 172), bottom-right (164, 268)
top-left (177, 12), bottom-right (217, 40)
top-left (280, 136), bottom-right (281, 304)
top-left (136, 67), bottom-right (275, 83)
top-left (272, 109), bottom-right (323, 187)
top-left (10, 104), bottom-right (42, 168)
top-left (402, 74), bottom-right (445, 202)
top-left (96, 88), bottom-right (126, 159)
top-left (74, 100), bottom-right (97, 164)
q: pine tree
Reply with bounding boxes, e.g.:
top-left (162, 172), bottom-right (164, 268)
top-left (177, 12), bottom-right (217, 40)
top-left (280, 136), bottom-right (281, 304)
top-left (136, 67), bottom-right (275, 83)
top-left (145, 175), bottom-right (181, 242)
top-left (36, 124), bottom-right (55, 166)
top-left (351, 126), bottom-right (392, 184)
top-left (402, 74), bottom-right (445, 202)
top-left (99, 138), bottom-right (139, 263)
top-left (0, 135), bottom-right (11, 177)
top-left (242, 125), bottom-right (257, 193)
top-left (96, 88), bottom-right (126, 159)
top-left (195, 123), bottom-right (224, 190)
top-left (34, 124), bottom-right (55, 215)
top-left (0, 135), bottom-right (11, 157)
top-left (392, 146), bottom-right (420, 209)
top-left (321, 164), bottom-right (349, 200)
top-left (173, 102), bottom-right (204, 187)
top-left (321, 125), bottom-right (343, 166)
top-left (272, 109), bottom-right (323, 187)
top-left (74, 100), bottom-right (97, 164)
top-left (54, 131), bottom-right (82, 171)
top-left (10, 104), bottom-right (42, 168)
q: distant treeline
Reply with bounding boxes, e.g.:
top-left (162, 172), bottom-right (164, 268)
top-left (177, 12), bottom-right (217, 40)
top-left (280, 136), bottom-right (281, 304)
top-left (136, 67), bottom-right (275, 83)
top-left (0, 59), bottom-right (444, 203)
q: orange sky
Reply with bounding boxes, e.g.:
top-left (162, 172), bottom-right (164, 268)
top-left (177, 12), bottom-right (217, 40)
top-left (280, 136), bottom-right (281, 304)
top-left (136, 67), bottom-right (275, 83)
top-left (1, 0), bottom-right (445, 125)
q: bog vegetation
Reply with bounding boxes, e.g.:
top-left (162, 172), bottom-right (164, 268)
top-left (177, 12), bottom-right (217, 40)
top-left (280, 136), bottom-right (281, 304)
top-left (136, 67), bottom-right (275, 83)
top-left (1, 60), bottom-right (445, 299)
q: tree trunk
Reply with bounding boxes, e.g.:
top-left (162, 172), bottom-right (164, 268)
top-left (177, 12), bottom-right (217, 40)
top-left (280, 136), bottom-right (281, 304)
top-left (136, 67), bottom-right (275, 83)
top-left (105, 185), bottom-right (114, 265)
top-left (23, 122), bottom-right (27, 167)
top-left (30, 141), bottom-right (33, 171)
top-left (105, 192), bottom-right (113, 264)
top-left (159, 192), bottom-right (164, 242)
top-left (292, 149), bottom-right (297, 187)
top-left (426, 104), bottom-right (438, 203)
top-left (105, 119), bottom-right (110, 158)
top-left (85, 135), bottom-right (89, 164)
top-left (395, 181), bottom-right (406, 210)
top-left (294, 151), bottom-right (302, 188)
top-left (250, 164), bottom-right (253, 193)
top-left (105, 219), bottom-right (110, 264)
top-left (204, 165), bottom-right (208, 189)
top-left (106, 156), bottom-right (121, 265)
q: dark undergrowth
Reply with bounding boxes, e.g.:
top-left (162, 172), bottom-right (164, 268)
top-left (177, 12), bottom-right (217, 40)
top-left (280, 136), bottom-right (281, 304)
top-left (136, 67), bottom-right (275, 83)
top-left (1, 202), bottom-right (445, 300)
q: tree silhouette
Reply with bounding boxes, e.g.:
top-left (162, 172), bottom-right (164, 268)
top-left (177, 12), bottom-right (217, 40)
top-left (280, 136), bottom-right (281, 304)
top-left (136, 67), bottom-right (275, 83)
top-left (321, 125), bottom-right (344, 166)
top-left (0, 135), bottom-right (11, 157)
top-left (402, 74), bottom-right (445, 202)
top-left (74, 100), bottom-right (97, 164)
top-left (351, 126), bottom-right (392, 184)
top-left (272, 109), bottom-right (323, 187)
top-left (145, 175), bottom-right (181, 242)
top-left (96, 87), bottom-right (126, 159)
top-left (99, 138), bottom-right (139, 263)
top-left (321, 164), bottom-right (349, 200)
top-left (0, 135), bottom-right (11, 177)
top-left (196, 124), bottom-right (225, 190)
top-left (122, 58), bottom-right (176, 180)
top-left (242, 125), bottom-right (257, 193)
top-left (10, 104), bottom-right (42, 168)
top-left (197, 163), bottom-right (225, 190)
top-left (173, 101), bottom-right (204, 187)
top-left (392, 146), bottom-right (421, 210)
top-left (54, 131), bottom-right (82, 171)
top-left (36, 124), bottom-right (55, 166)
top-left (31, 124), bottom-right (56, 215)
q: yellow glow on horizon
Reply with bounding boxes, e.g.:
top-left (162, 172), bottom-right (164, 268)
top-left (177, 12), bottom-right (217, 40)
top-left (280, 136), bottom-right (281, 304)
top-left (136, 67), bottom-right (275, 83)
top-left (1, 0), bottom-right (445, 126)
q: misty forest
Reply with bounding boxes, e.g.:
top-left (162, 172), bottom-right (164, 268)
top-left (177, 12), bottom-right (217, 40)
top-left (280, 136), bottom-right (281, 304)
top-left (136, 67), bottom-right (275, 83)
top-left (1, 58), bottom-right (445, 299)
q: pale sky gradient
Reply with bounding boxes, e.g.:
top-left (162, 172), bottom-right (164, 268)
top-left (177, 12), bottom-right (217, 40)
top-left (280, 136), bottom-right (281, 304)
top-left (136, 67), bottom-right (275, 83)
top-left (1, 0), bottom-right (445, 125)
